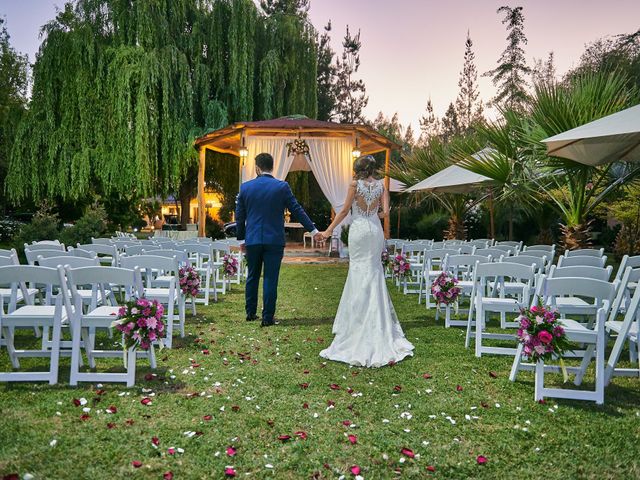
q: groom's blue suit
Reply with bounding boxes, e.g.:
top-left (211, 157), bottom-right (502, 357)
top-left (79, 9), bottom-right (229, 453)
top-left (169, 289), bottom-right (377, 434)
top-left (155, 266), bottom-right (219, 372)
top-left (235, 174), bottom-right (317, 324)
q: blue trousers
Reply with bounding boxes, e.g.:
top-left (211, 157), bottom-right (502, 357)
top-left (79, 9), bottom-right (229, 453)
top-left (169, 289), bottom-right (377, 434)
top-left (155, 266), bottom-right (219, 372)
top-left (244, 244), bottom-right (284, 322)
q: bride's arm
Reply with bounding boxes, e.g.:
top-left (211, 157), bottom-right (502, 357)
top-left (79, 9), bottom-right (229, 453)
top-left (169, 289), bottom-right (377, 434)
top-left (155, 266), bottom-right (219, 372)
top-left (378, 182), bottom-right (390, 219)
top-left (321, 181), bottom-right (357, 239)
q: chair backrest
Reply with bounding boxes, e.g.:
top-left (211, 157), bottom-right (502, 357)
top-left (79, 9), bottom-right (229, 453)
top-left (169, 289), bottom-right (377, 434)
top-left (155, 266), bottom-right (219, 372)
top-left (444, 254), bottom-right (491, 272)
top-left (67, 247), bottom-right (98, 259)
top-left (25, 249), bottom-right (73, 265)
top-left (37, 255), bottom-right (100, 269)
top-left (458, 244), bottom-right (477, 255)
top-left (180, 243), bottom-right (212, 256)
top-left (124, 244), bottom-right (153, 256)
top-left (211, 241), bottom-right (231, 254)
top-left (474, 261), bottom-right (536, 283)
top-left (425, 248), bottom-right (461, 261)
top-left (615, 255), bottom-right (640, 281)
top-left (430, 241), bottom-right (445, 250)
top-left (557, 255), bottom-right (606, 268)
top-left (402, 244), bottom-right (426, 255)
top-left (476, 247), bottom-right (511, 259)
top-left (91, 237), bottom-right (113, 245)
top-left (0, 265), bottom-right (62, 288)
top-left (539, 275), bottom-right (616, 313)
top-left (0, 248), bottom-right (17, 257)
top-left (565, 248), bottom-right (604, 258)
top-left (549, 264), bottom-right (613, 282)
top-left (516, 249), bottom-right (548, 260)
top-left (64, 265), bottom-right (142, 300)
top-left (120, 254), bottom-right (178, 271)
top-left (500, 254), bottom-right (547, 272)
top-left (491, 245), bottom-right (514, 255)
top-left (77, 243), bottom-right (118, 257)
top-left (31, 239), bottom-right (62, 246)
top-left (147, 249), bottom-right (189, 265)
top-left (25, 242), bottom-right (65, 252)
top-left (469, 239), bottom-right (490, 249)
top-left (0, 253), bottom-right (19, 267)
top-left (524, 244), bottom-right (555, 253)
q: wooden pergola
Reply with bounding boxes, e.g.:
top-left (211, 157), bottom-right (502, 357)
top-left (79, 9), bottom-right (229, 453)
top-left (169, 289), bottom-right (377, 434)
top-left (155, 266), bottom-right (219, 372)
top-left (193, 117), bottom-right (401, 238)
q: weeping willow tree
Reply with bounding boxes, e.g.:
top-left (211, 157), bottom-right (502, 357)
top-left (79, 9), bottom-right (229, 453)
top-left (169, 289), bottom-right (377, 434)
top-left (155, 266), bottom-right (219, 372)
top-left (7, 0), bottom-right (319, 218)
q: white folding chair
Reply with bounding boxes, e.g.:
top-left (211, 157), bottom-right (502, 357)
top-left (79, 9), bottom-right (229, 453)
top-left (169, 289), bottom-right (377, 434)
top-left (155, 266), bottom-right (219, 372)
top-left (67, 247), bottom-right (98, 259)
top-left (25, 249), bottom-right (72, 266)
top-left (470, 239), bottom-right (491, 248)
top-left (179, 244), bottom-right (217, 305)
top-left (557, 254), bottom-right (607, 268)
top-left (466, 261), bottom-right (536, 356)
top-left (510, 276), bottom-right (616, 404)
top-left (401, 244), bottom-right (427, 295)
top-left (91, 237), bottom-right (114, 245)
top-left (25, 241), bottom-right (64, 251)
top-left (120, 255), bottom-right (181, 348)
top-left (438, 254), bottom-right (490, 327)
top-left (458, 244), bottom-right (477, 255)
top-left (0, 266), bottom-right (66, 384)
top-left (64, 265), bottom-right (147, 386)
top-left (615, 255), bottom-right (640, 313)
top-left (490, 245), bottom-right (515, 256)
top-left (476, 248), bottom-right (511, 260)
top-left (76, 243), bottom-right (119, 266)
top-left (0, 254), bottom-right (40, 336)
top-left (495, 240), bottom-right (523, 252)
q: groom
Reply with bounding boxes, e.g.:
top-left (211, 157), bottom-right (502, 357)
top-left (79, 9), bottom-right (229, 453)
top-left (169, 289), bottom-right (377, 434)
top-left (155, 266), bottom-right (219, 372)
top-left (235, 152), bottom-right (323, 327)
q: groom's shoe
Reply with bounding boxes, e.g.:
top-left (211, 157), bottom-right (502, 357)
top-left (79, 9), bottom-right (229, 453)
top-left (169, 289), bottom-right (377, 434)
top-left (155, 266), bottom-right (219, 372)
top-left (246, 314), bottom-right (259, 322)
top-left (260, 318), bottom-right (279, 327)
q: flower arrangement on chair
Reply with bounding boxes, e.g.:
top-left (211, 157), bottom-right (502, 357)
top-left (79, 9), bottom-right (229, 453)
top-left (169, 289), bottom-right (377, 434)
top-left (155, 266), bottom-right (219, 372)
top-left (178, 266), bottom-right (201, 299)
top-left (516, 302), bottom-right (571, 363)
top-left (391, 253), bottom-right (410, 279)
top-left (431, 272), bottom-right (461, 310)
top-left (111, 298), bottom-right (165, 350)
top-left (223, 254), bottom-right (239, 278)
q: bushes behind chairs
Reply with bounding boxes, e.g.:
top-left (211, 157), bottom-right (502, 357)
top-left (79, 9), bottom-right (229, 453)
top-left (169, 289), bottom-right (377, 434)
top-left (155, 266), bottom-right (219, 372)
top-left (59, 203), bottom-right (108, 246)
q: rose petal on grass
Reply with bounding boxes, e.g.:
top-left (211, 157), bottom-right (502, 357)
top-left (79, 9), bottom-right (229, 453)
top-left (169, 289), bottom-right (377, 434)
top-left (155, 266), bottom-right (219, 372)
top-left (329, 384), bottom-right (340, 390)
top-left (226, 446), bottom-right (236, 456)
top-left (299, 383), bottom-right (309, 389)
top-left (422, 373), bottom-right (433, 379)
top-left (342, 420), bottom-right (352, 426)
top-left (141, 397), bottom-right (152, 405)
top-left (401, 448), bottom-right (415, 458)
top-left (394, 385), bottom-right (402, 392)
top-left (476, 455), bottom-right (488, 465)
top-left (72, 398), bottom-right (81, 407)
top-left (106, 405), bottom-right (117, 414)
top-left (152, 436), bottom-right (160, 446)
top-left (295, 431), bottom-right (307, 440)
top-left (350, 465), bottom-right (361, 475)
top-left (302, 402), bottom-right (309, 409)
top-left (426, 465), bottom-right (436, 472)
top-left (489, 371), bottom-right (498, 378)
top-left (277, 434), bottom-right (291, 442)
top-left (80, 414), bottom-right (90, 421)
top-left (203, 415), bottom-right (213, 421)
top-left (224, 467), bottom-right (236, 477)
top-left (348, 434), bottom-right (357, 445)
top-left (131, 460), bottom-right (142, 468)
top-left (456, 385), bottom-right (463, 392)
top-left (163, 472), bottom-right (174, 480)
top-left (167, 447), bottom-right (176, 455)
top-left (107, 422), bottom-right (116, 429)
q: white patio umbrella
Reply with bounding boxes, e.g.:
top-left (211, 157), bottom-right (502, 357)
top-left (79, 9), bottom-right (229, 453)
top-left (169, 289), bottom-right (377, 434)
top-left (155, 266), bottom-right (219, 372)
top-left (542, 103), bottom-right (640, 166)
top-left (389, 178), bottom-right (406, 192)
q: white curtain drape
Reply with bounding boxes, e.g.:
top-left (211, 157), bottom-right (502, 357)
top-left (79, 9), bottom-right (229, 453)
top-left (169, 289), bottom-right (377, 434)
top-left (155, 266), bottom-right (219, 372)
top-left (306, 137), bottom-right (353, 214)
top-left (242, 136), bottom-right (297, 182)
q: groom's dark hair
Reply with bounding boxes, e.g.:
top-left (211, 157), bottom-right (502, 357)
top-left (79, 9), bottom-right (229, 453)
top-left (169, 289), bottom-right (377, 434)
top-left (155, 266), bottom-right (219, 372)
top-left (255, 153), bottom-right (274, 172)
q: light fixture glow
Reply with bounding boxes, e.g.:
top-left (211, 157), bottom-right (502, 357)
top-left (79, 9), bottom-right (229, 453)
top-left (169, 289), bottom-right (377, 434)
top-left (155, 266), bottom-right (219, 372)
top-left (239, 147), bottom-right (249, 158)
top-left (351, 148), bottom-right (361, 159)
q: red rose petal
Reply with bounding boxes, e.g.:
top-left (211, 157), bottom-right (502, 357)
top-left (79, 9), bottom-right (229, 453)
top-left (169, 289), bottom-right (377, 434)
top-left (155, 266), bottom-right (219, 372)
top-left (302, 402), bottom-right (309, 409)
top-left (422, 373), bottom-right (433, 379)
top-left (202, 349), bottom-right (210, 355)
top-left (342, 420), bottom-right (352, 426)
top-left (144, 373), bottom-right (154, 381)
top-left (80, 414), bottom-right (90, 421)
top-left (141, 397), bottom-right (152, 405)
top-left (203, 415), bottom-right (213, 421)
top-left (106, 405), bottom-right (117, 414)
top-left (95, 389), bottom-right (106, 395)
top-left (224, 467), bottom-right (236, 477)
top-left (132, 460), bottom-right (142, 468)
top-left (481, 402), bottom-right (489, 408)
top-left (125, 419), bottom-right (135, 425)
top-left (348, 434), bottom-right (357, 445)
top-left (226, 446), bottom-right (236, 456)
top-left (477, 455), bottom-right (488, 465)
top-left (394, 385), bottom-right (402, 392)
top-left (299, 382), bottom-right (309, 389)
top-left (329, 384), bottom-right (340, 390)
top-left (295, 431), bottom-right (308, 440)
top-left (167, 447), bottom-right (176, 455)
top-left (107, 422), bottom-right (116, 429)
top-left (427, 465), bottom-right (436, 472)
top-left (152, 436), bottom-right (160, 446)
top-left (231, 405), bottom-right (240, 412)
top-left (73, 398), bottom-right (81, 407)
top-left (3, 474), bottom-right (19, 480)
top-left (350, 465), bottom-right (361, 476)
top-left (401, 447), bottom-right (415, 458)
top-left (163, 472), bottom-right (174, 480)
top-left (278, 434), bottom-right (291, 441)
top-left (489, 371), bottom-right (498, 378)
top-left (456, 385), bottom-right (463, 392)
top-left (327, 400), bottom-right (335, 407)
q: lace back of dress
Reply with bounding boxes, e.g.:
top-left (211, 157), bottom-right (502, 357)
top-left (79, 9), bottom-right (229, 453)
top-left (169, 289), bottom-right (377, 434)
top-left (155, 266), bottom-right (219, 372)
top-left (353, 179), bottom-right (383, 218)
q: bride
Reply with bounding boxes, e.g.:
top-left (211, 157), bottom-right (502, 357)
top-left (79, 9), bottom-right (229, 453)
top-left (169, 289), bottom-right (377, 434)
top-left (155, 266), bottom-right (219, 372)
top-left (319, 155), bottom-right (414, 367)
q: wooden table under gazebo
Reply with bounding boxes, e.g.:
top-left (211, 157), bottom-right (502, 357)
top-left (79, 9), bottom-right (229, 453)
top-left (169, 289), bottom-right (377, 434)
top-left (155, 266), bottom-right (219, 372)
top-left (193, 116), bottom-right (401, 238)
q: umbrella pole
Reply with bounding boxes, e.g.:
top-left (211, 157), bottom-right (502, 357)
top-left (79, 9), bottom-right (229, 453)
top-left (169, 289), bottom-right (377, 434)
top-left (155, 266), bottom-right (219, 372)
top-left (488, 188), bottom-right (495, 240)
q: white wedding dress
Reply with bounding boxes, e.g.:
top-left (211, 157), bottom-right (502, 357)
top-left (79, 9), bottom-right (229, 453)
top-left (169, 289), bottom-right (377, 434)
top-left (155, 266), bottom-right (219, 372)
top-left (320, 179), bottom-right (414, 367)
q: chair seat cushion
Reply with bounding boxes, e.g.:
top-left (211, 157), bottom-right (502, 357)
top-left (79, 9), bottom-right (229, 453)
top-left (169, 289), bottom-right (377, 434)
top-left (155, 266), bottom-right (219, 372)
top-left (606, 320), bottom-right (638, 339)
top-left (558, 318), bottom-right (597, 342)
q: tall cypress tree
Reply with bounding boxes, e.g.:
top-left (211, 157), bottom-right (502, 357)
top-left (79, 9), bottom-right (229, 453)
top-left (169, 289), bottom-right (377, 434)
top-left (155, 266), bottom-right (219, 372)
top-left (316, 21), bottom-right (337, 121)
top-left (455, 31), bottom-right (483, 131)
top-left (334, 26), bottom-right (368, 123)
top-left (418, 98), bottom-right (440, 145)
top-left (484, 6), bottom-right (531, 111)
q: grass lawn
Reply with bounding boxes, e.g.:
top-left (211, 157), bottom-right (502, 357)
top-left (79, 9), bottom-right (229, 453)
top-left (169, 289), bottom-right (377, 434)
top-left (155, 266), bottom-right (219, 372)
top-left (1, 263), bottom-right (639, 479)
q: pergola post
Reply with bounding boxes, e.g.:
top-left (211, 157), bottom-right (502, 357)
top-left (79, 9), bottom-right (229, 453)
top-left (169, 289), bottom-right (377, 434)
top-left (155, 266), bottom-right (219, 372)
top-left (384, 148), bottom-right (391, 239)
top-left (197, 146), bottom-right (206, 237)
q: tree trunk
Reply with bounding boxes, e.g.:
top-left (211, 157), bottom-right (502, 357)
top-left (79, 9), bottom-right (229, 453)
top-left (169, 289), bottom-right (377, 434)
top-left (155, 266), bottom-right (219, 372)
top-left (560, 221), bottom-right (593, 252)
top-left (178, 185), bottom-right (192, 229)
top-left (444, 215), bottom-right (466, 240)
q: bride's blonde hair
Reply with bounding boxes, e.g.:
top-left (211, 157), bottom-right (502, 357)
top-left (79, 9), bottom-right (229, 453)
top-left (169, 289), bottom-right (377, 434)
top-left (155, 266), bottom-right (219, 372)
top-left (353, 155), bottom-right (378, 179)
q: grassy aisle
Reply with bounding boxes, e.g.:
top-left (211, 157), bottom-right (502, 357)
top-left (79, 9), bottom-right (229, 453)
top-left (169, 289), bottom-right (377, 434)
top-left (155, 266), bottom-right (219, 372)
top-left (1, 264), bottom-right (639, 479)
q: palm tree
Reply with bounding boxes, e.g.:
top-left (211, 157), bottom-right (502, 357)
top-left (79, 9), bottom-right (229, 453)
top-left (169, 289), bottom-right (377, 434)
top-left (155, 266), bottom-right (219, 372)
top-left (390, 138), bottom-right (477, 240)
top-left (523, 71), bottom-right (639, 250)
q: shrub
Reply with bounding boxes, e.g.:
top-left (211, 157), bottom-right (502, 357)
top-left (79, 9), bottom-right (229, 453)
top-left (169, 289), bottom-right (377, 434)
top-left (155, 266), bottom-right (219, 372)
top-left (205, 216), bottom-right (225, 239)
top-left (15, 203), bottom-right (61, 249)
top-left (59, 203), bottom-right (109, 246)
top-left (0, 218), bottom-right (24, 243)
top-left (415, 212), bottom-right (449, 240)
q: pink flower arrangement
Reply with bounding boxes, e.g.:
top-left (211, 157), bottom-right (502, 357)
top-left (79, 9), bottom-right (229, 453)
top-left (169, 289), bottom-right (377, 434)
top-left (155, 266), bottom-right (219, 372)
top-left (178, 265), bottom-right (201, 299)
top-left (392, 253), bottom-right (410, 279)
top-left (223, 254), bottom-right (239, 278)
top-left (515, 301), bottom-right (571, 363)
top-left (431, 272), bottom-right (461, 306)
top-left (111, 297), bottom-right (165, 350)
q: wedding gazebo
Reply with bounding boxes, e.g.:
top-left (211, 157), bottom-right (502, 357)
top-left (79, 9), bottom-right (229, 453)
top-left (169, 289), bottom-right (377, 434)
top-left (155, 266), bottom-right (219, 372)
top-left (193, 117), bottom-right (401, 238)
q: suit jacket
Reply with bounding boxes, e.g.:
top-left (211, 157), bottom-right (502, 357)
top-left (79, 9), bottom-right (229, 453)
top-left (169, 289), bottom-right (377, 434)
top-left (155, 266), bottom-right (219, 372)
top-left (235, 174), bottom-right (316, 246)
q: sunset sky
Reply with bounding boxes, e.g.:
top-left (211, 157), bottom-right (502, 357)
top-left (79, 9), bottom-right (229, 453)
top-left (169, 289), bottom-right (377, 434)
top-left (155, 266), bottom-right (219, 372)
top-left (2, 0), bottom-right (639, 134)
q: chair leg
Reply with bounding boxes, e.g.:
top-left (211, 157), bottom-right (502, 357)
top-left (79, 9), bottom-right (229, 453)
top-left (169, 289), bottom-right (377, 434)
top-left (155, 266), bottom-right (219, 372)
top-left (49, 318), bottom-right (62, 385)
top-left (574, 345), bottom-right (594, 386)
top-left (509, 343), bottom-right (524, 381)
top-left (82, 327), bottom-right (95, 369)
top-left (474, 305), bottom-right (484, 357)
top-left (595, 332), bottom-right (605, 405)
top-left (534, 360), bottom-right (544, 402)
top-left (126, 346), bottom-right (136, 387)
top-left (3, 327), bottom-right (20, 369)
top-left (69, 320), bottom-right (82, 386)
